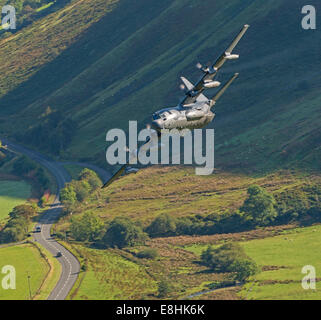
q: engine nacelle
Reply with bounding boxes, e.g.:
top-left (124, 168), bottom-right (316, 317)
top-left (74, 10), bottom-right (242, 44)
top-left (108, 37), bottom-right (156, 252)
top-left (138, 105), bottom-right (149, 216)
top-left (185, 109), bottom-right (206, 120)
top-left (203, 81), bottom-right (221, 88)
top-left (225, 52), bottom-right (239, 60)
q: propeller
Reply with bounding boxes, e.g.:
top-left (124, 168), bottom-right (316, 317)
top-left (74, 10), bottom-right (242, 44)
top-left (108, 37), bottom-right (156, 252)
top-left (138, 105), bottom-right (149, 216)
top-left (196, 62), bottom-right (203, 69)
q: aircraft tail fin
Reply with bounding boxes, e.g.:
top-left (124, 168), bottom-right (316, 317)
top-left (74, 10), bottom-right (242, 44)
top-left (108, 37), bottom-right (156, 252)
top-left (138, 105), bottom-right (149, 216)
top-left (180, 76), bottom-right (194, 91)
top-left (210, 73), bottom-right (239, 107)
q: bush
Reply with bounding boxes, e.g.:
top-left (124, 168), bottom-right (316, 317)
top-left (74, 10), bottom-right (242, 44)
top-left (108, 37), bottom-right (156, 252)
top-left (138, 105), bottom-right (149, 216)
top-left (60, 184), bottom-right (77, 205)
top-left (137, 248), bottom-right (158, 259)
top-left (201, 242), bottom-right (258, 281)
top-left (70, 212), bottom-right (104, 242)
top-left (231, 259), bottom-right (259, 282)
top-left (78, 168), bottom-right (101, 190)
top-left (0, 205), bottom-right (34, 243)
top-left (240, 185), bottom-right (277, 226)
top-left (147, 213), bottom-right (176, 237)
top-left (103, 218), bottom-right (147, 248)
top-left (9, 205), bottom-right (36, 220)
top-left (74, 180), bottom-right (91, 202)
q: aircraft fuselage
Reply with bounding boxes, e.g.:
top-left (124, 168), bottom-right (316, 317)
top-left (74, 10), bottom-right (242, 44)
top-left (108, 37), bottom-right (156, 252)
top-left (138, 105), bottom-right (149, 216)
top-left (152, 103), bottom-right (215, 131)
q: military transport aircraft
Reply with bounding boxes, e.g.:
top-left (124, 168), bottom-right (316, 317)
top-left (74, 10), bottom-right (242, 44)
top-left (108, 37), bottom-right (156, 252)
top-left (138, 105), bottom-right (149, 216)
top-left (102, 25), bottom-right (250, 188)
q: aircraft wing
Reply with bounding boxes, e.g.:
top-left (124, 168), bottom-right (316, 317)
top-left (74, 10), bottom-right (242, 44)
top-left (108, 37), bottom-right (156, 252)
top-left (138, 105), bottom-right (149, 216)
top-left (102, 164), bottom-right (128, 188)
top-left (193, 24), bottom-right (249, 91)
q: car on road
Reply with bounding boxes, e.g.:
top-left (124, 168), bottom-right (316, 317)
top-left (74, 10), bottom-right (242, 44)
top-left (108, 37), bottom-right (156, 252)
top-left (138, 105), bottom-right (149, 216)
top-left (35, 226), bottom-right (41, 233)
top-left (56, 252), bottom-right (62, 258)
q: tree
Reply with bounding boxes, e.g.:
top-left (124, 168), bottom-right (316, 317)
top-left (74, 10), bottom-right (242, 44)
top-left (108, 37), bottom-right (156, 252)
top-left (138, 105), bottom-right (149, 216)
top-left (0, 214), bottom-right (30, 243)
top-left (231, 259), bottom-right (258, 282)
top-left (103, 218), bottom-right (147, 248)
top-left (201, 242), bottom-right (259, 281)
top-left (70, 212), bottom-right (104, 242)
top-left (74, 180), bottom-right (91, 202)
top-left (201, 243), bottom-right (246, 272)
top-left (240, 185), bottom-right (277, 226)
top-left (60, 184), bottom-right (77, 205)
top-left (9, 205), bottom-right (36, 220)
top-left (78, 168), bottom-right (101, 190)
top-left (147, 214), bottom-right (176, 237)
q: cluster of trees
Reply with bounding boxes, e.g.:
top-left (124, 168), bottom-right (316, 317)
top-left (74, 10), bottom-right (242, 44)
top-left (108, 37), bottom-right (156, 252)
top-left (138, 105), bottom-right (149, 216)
top-left (12, 156), bottom-right (50, 191)
top-left (18, 110), bottom-right (77, 155)
top-left (0, 204), bottom-right (37, 243)
top-left (68, 214), bottom-right (147, 249)
top-left (102, 218), bottom-right (147, 248)
top-left (60, 168), bottom-right (101, 213)
top-left (146, 184), bottom-right (321, 238)
top-left (65, 183), bottom-right (321, 248)
top-left (201, 243), bottom-right (258, 282)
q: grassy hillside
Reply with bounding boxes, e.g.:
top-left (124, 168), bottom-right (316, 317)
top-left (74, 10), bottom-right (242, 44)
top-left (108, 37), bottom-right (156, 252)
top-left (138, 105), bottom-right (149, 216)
top-left (0, 0), bottom-right (319, 172)
top-left (56, 166), bottom-right (321, 226)
top-left (0, 179), bottom-right (31, 222)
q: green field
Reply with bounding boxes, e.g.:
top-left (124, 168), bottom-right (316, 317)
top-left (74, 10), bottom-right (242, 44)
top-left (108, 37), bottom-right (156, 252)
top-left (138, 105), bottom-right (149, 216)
top-left (0, 180), bottom-right (31, 222)
top-left (181, 224), bottom-right (321, 300)
top-left (0, 244), bottom-right (50, 300)
top-left (240, 225), bottom-right (321, 300)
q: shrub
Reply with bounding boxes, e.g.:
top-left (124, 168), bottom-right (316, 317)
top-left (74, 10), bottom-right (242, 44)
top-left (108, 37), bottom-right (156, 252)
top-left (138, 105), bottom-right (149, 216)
top-left (74, 180), bottom-right (91, 202)
top-left (60, 184), bottom-right (77, 205)
top-left (70, 212), bottom-right (104, 242)
top-left (78, 168), bottom-right (101, 190)
top-left (103, 218), bottom-right (147, 248)
top-left (137, 248), bottom-right (158, 259)
top-left (147, 213), bottom-right (176, 237)
top-left (240, 185), bottom-right (277, 226)
top-left (201, 242), bottom-right (258, 281)
top-left (231, 259), bottom-right (259, 282)
top-left (9, 205), bottom-right (36, 220)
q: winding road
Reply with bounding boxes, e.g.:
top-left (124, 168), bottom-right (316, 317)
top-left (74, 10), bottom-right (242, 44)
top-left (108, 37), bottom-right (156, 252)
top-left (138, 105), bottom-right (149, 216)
top-left (1, 137), bottom-right (110, 300)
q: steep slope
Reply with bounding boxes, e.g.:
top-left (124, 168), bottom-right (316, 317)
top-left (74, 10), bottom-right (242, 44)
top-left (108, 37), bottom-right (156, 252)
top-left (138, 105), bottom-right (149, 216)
top-left (0, 0), bottom-right (320, 172)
